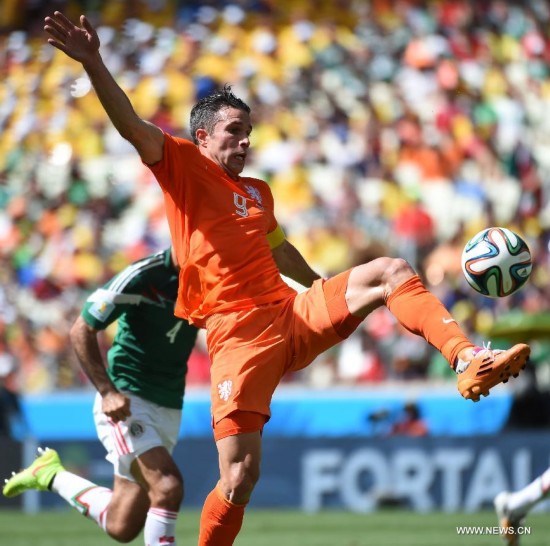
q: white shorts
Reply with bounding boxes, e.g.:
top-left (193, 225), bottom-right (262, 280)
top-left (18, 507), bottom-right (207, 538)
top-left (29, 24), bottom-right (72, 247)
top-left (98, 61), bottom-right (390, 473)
top-left (93, 392), bottom-right (182, 482)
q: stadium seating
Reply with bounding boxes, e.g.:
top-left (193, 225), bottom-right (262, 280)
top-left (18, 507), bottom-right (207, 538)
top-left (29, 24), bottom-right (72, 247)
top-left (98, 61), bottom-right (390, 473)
top-left (1, 0), bottom-right (549, 397)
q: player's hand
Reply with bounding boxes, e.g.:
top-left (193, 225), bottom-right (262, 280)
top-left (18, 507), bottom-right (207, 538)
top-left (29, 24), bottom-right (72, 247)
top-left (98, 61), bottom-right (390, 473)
top-left (102, 391), bottom-right (131, 423)
top-left (44, 11), bottom-right (100, 64)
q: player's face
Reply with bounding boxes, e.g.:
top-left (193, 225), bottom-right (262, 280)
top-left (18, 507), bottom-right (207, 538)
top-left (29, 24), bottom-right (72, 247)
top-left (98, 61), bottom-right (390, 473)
top-left (199, 107), bottom-right (252, 180)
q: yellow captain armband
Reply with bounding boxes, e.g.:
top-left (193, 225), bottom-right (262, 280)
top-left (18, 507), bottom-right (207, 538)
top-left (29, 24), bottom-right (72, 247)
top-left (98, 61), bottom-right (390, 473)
top-left (267, 225), bottom-right (286, 249)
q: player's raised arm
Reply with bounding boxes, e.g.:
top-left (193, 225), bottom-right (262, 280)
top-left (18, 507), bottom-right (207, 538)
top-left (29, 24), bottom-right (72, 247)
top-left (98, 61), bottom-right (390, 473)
top-left (44, 11), bottom-right (164, 165)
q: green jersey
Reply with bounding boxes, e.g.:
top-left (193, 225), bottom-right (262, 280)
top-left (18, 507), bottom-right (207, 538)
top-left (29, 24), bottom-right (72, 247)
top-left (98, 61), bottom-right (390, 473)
top-left (81, 249), bottom-right (198, 409)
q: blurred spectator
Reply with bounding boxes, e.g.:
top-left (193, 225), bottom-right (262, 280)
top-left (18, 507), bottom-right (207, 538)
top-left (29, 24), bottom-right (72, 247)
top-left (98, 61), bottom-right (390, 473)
top-left (0, 341), bottom-right (27, 439)
top-left (390, 402), bottom-right (429, 437)
top-left (337, 324), bottom-right (386, 384)
top-left (367, 401), bottom-right (429, 437)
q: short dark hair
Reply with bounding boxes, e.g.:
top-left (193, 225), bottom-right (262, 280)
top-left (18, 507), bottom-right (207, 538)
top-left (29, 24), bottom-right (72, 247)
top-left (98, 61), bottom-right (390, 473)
top-left (189, 84), bottom-right (251, 144)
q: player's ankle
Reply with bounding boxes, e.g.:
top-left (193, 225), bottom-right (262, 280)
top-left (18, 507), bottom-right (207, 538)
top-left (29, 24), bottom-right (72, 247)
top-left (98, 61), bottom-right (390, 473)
top-left (455, 347), bottom-right (475, 373)
top-left (457, 347), bottom-right (474, 363)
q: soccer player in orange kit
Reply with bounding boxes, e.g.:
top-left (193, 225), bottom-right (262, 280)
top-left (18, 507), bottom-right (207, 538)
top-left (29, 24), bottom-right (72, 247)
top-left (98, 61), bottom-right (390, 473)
top-left (44, 12), bottom-right (530, 545)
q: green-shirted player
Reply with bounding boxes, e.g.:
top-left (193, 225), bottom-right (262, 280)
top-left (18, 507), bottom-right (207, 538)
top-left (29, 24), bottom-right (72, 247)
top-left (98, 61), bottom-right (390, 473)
top-left (3, 248), bottom-right (199, 546)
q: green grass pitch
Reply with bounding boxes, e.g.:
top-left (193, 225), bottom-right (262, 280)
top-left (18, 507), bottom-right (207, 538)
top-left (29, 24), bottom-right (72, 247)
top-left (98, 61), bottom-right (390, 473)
top-left (1, 509), bottom-right (549, 545)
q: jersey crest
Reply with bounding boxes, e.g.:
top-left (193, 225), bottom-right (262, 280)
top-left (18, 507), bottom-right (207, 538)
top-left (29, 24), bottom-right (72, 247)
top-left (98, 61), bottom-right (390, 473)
top-left (129, 420), bottom-right (145, 438)
top-left (218, 379), bottom-right (233, 401)
top-left (244, 184), bottom-right (264, 210)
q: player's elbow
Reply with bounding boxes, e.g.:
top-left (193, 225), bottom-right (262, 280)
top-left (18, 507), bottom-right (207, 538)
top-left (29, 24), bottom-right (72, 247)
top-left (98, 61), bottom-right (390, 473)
top-left (118, 118), bottom-right (146, 143)
top-left (121, 119), bottom-right (164, 165)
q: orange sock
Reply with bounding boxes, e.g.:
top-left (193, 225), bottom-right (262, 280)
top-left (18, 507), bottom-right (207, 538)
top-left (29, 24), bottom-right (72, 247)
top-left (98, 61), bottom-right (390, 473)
top-left (385, 275), bottom-right (473, 368)
top-left (198, 483), bottom-right (247, 546)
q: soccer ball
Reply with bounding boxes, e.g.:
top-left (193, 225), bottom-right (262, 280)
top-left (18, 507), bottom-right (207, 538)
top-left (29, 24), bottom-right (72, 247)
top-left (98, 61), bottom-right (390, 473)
top-left (461, 227), bottom-right (532, 297)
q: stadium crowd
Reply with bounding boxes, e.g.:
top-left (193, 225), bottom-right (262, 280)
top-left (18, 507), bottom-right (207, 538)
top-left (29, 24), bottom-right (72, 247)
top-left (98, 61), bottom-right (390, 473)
top-left (1, 0), bottom-right (550, 394)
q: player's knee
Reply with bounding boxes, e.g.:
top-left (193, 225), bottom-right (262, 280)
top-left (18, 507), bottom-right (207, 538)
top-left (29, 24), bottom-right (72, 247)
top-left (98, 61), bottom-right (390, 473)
top-left (376, 257), bottom-right (415, 288)
top-left (223, 462), bottom-right (260, 503)
top-left (354, 257), bottom-right (413, 287)
top-left (149, 474), bottom-right (184, 509)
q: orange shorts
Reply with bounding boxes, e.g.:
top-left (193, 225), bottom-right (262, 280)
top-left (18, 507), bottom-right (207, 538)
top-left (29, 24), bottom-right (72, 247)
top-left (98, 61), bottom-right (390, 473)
top-left (207, 269), bottom-right (362, 440)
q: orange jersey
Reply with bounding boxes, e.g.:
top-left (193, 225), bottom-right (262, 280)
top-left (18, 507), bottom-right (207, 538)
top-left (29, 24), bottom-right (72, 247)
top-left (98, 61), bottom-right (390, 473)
top-left (147, 133), bottom-right (296, 326)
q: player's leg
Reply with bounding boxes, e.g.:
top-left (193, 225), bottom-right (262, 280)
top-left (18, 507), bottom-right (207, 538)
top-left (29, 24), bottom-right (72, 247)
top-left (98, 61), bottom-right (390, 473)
top-left (341, 258), bottom-right (529, 400)
top-left (494, 491), bottom-right (523, 546)
top-left (344, 258), bottom-right (473, 363)
top-left (95, 391), bottom-right (183, 544)
top-left (2, 446), bottom-right (148, 539)
top-left (198, 307), bottom-right (303, 545)
top-left (101, 475), bottom-right (149, 541)
top-left (131, 446), bottom-right (183, 546)
top-left (287, 259), bottom-right (530, 401)
top-left (198, 412), bottom-right (264, 546)
top-left (53, 463), bottom-right (149, 541)
top-left (494, 466), bottom-right (550, 544)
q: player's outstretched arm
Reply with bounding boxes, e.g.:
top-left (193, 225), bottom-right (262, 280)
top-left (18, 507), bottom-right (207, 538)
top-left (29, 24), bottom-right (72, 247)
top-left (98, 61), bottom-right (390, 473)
top-left (70, 316), bottom-right (131, 423)
top-left (44, 11), bottom-right (164, 165)
top-left (272, 240), bottom-right (322, 288)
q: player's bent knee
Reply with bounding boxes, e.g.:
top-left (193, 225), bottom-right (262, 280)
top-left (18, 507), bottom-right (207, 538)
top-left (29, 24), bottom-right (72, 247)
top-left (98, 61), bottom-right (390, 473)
top-left (223, 463), bottom-right (260, 502)
top-left (383, 258), bottom-right (415, 283)
top-left (149, 474), bottom-right (184, 509)
top-left (353, 257), bottom-right (411, 286)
